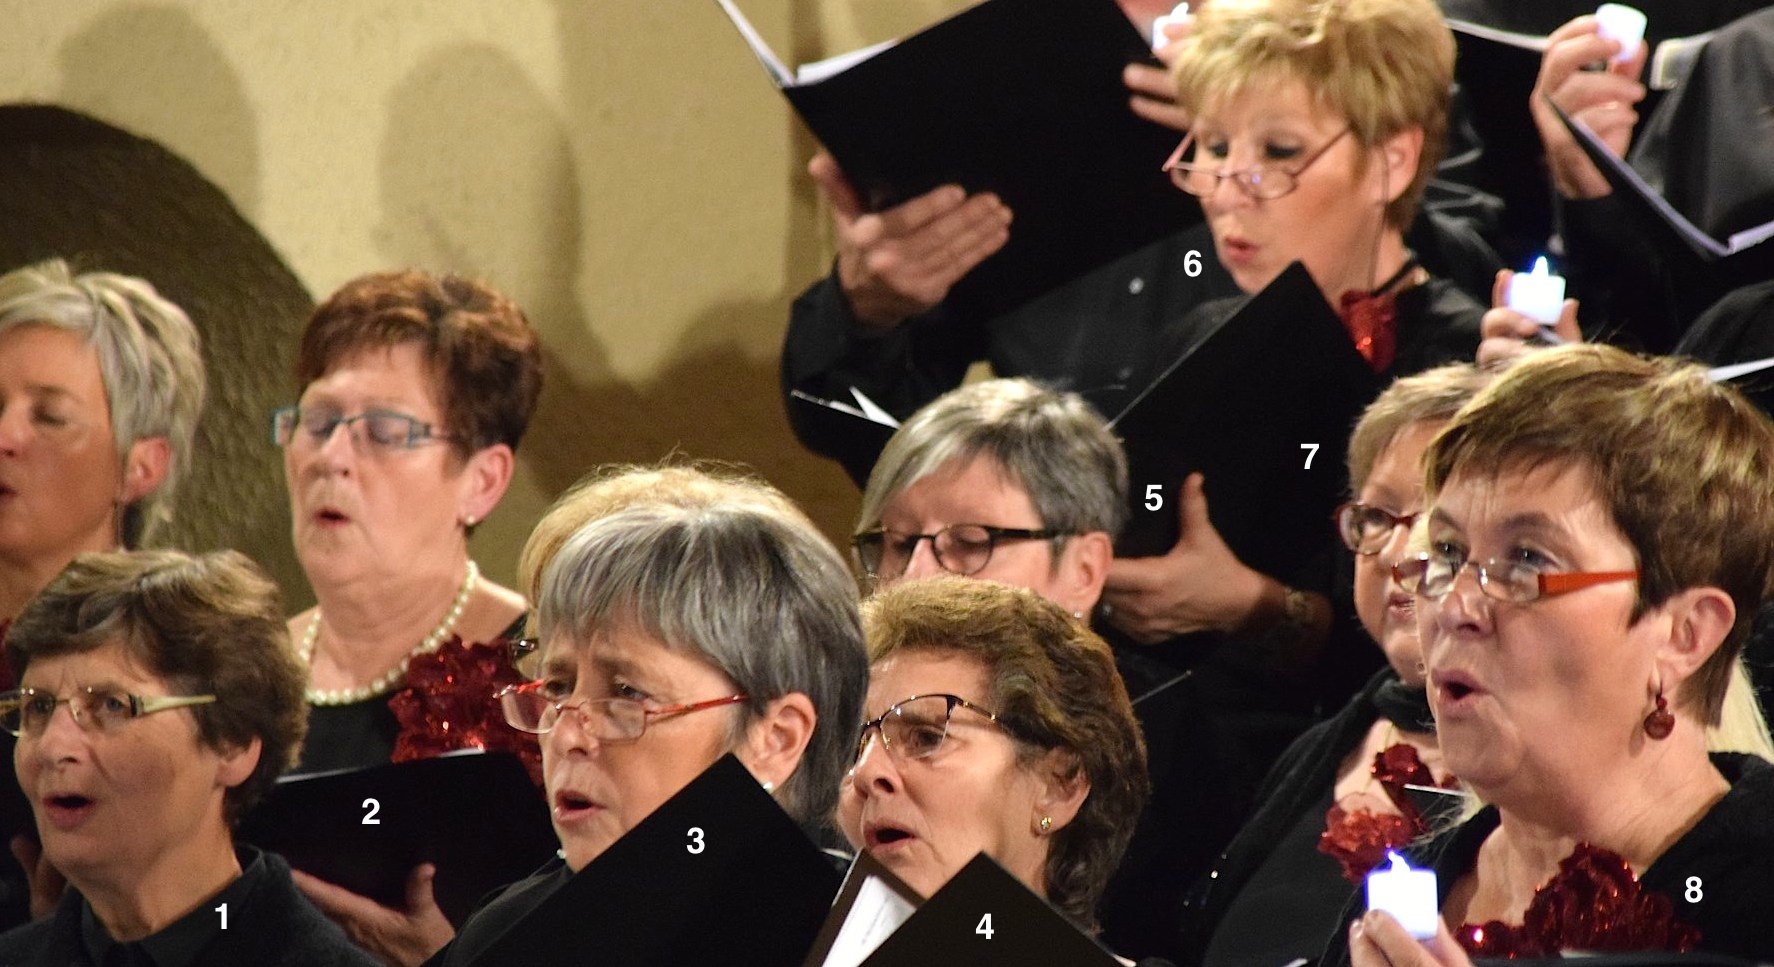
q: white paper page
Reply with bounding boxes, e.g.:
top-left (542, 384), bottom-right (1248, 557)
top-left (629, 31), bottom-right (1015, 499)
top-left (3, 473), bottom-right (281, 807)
top-left (1708, 355), bottom-right (1774, 382)
top-left (816, 876), bottom-right (919, 967)
top-left (850, 387), bottom-right (901, 427)
top-left (715, 0), bottom-right (791, 86)
top-left (797, 38), bottom-right (900, 85)
top-left (1445, 18), bottom-right (1549, 51)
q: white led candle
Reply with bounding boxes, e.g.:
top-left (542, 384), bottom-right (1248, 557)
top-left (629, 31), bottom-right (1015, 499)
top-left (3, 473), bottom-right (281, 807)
top-left (1151, 3), bottom-right (1192, 50)
top-left (1506, 256), bottom-right (1567, 326)
top-left (1365, 851), bottom-right (1439, 941)
top-left (1595, 4), bottom-right (1647, 63)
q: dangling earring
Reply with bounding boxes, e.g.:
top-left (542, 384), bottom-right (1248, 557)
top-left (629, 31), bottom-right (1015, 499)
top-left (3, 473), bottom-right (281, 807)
top-left (1038, 816), bottom-right (1052, 833)
top-left (1643, 686), bottom-right (1675, 740)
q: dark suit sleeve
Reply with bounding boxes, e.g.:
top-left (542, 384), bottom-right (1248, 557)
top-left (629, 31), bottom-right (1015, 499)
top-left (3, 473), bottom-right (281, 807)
top-left (780, 269), bottom-right (987, 486)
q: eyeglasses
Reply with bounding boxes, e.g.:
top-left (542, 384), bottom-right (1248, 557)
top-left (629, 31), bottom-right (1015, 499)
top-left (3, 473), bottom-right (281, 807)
top-left (854, 693), bottom-right (1006, 765)
top-left (270, 406), bottom-right (452, 451)
top-left (1335, 502), bottom-right (1422, 556)
top-left (1392, 550), bottom-right (1637, 604)
top-left (851, 524), bottom-right (1067, 580)
top-left (1162, 128), bottom-right (1352, 200)
top-left (0, 687), bottom-right (218, 737)
top-left (509, 637), bottom-right (543, 681)
top-left (496, 681), bottom-right (749, 738)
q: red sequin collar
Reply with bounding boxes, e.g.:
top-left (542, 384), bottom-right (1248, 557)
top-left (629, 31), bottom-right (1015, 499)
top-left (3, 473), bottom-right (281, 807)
top-left (1320, 742), bottom-right (1456, 883)
top-left (387, 634), bottom-right (542, 786)
top-left (1457, 842), bottom-right (1701, 957)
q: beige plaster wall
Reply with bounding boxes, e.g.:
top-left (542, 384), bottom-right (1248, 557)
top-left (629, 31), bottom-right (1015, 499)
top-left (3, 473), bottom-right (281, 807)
top-left (0, 0), bottom-right (883, 594)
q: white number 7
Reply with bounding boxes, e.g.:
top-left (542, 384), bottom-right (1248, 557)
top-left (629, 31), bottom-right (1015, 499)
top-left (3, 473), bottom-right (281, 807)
top-left (1300, 443), bottom-right (1320, 469)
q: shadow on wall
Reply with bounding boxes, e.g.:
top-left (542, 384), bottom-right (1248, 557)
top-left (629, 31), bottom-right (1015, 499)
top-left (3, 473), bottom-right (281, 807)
top-left (536, 0), bottom-right (862, 550)
top-left (57, 2), bottom-right (263, 217)
top-left (372, 41), bottom-right (614, 585)
top-left (0, 104), bottom-right (314, 606)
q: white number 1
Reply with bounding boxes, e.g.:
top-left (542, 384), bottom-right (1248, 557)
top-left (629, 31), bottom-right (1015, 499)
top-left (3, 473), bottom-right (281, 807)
top-left (216, 903), bottom-right (228, 930)
top-left (1301, 443), bottom-right (1320, 469)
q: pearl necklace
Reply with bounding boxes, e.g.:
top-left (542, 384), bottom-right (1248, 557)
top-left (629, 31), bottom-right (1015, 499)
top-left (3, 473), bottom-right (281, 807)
top-left (301, 560), bottom-right (480, 706)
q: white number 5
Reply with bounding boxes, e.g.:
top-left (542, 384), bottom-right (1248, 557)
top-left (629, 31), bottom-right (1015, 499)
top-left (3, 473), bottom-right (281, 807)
top-left (1144, 484), bottom-right (1163, 511)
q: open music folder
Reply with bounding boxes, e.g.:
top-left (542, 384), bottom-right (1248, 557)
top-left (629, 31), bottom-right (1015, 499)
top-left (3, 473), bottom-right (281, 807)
top-left (715, 0), bottom-right (1200, 320)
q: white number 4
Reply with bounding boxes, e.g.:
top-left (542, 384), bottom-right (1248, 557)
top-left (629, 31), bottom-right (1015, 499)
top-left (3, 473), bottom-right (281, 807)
top-left (975, 912), bottom-right (994, 939)
top-left (1301, 443), bottom-right (1320, 469)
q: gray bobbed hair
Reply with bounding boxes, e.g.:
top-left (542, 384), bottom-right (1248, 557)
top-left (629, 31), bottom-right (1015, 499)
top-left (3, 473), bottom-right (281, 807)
top-left (536, 501), bottom-right (868, 824)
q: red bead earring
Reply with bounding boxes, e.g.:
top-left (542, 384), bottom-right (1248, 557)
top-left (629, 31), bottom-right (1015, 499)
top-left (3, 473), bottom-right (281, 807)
top-left (1643, 688), bottom-right (1675, 740)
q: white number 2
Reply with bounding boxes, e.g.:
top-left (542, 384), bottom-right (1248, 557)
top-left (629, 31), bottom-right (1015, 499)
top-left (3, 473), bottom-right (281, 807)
top-left (362, 798), bottom-right (381, 825)
top-left (1301, 443), bottom-right (1320, 469)
top-left (975, 913), bottom-right (994, 939)
top-left (686, 827), bottom-right (706, 854)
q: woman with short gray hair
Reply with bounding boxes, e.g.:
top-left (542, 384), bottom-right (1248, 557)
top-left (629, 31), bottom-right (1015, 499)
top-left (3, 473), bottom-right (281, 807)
top-left (853, 377), bottom-right (1125, 616)
top-left (430, 479), bottom-right (869, 965)
top-left (0, 257), bottom-right (204, 623)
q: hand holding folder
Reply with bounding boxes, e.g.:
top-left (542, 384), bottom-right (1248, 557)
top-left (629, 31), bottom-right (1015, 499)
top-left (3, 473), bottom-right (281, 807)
top-left (717, 0), bottom-right (1199, 320)
top-left (809, 151), bottom-right (1012, 330)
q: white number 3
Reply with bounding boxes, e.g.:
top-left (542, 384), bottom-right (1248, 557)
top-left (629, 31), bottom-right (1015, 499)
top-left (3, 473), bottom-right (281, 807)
top-left (686, 827), bottom-right (705, 854)
top-left (975, 913), bottom-right (994, 939)
top-left (1685, 876), bottom-right (1703, 903)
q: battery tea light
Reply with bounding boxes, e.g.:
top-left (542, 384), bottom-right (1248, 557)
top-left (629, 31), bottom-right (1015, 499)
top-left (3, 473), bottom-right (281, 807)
top-left (1506, 256), bottom-right (1567, 325)
top-left (1366, 851), bottom-right (1439, 940)
top-left (1594, 4), bottom-right (1647, 63)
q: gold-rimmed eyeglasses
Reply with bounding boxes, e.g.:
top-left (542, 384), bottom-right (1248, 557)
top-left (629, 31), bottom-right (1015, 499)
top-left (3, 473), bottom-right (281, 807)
top-left (0, 687), bottom-right (217, 737)
top-left (1162, 128), bottom-right (1352, 200)
top-left (497, 680), bottom-right (749, 739)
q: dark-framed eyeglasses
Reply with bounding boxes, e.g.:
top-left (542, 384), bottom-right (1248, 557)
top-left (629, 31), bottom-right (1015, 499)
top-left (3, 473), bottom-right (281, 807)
top-left (853, 693), bottom-right (1006, 765)
top-left (270, 406), bottom-right (453, 451)
top-left (0, 687), bottom-right (217, 737)
top-left (1335, 502), bottom-right (1423, 556)
top-left (851, 524), bottom-right (1067, 580)
top-left (1162, 127), bottom-right (1352, 200)
top-left (496, 681), bottom-right (749, 739)
top-left (509, 637), bottom-right (543, 680)
top-left (1392, 551), bottom-right (1638, 604)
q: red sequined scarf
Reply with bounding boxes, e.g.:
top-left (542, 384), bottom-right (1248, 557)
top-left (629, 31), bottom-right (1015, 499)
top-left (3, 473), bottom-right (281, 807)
top-left (1335, 258), bottom-right (1427, 373)
top-left (1456, 843), bottom-right (1702, 957)
top-left (1319, 742), bottom-right (1456, 883)
top-left (387, 635), bottom-right (543, 786)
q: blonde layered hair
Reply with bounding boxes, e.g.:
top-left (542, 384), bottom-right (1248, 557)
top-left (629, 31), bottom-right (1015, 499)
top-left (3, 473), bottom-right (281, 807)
top-left (1171, 0), bottom-right (1454, 230)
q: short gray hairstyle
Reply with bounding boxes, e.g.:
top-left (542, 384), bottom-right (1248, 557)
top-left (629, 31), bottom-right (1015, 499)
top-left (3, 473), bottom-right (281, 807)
top-left (0, 259), bottom-right (205, 547)
top-left (857, 378), bottom-right (1129, 557)
top-left (536, 500), bottom-right (868, 824)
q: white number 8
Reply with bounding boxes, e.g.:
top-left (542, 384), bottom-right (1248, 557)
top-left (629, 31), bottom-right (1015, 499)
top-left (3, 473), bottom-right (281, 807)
top-left (1685, 876), bottom-right (1703, 903)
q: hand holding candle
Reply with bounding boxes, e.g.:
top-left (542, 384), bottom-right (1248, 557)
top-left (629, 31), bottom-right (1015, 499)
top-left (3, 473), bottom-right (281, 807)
top-left (1366, 851), bottom-right (1439, 941)
top-left (1505, 257), bottom-right (1569, 345)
